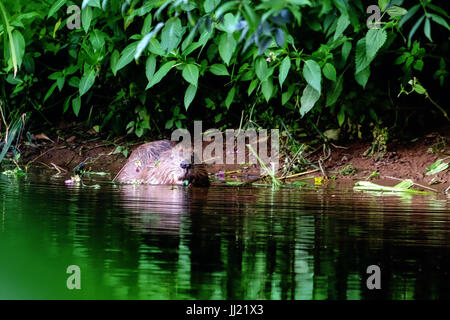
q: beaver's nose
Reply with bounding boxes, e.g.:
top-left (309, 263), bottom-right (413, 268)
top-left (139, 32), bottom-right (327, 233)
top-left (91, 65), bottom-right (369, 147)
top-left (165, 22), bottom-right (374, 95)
top-left (180, 162), bottom-right (191, 169)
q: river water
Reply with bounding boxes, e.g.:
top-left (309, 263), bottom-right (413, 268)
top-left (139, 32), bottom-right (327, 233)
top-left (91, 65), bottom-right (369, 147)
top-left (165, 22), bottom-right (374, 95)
top-left (0, 171), bottom-right (449, 299)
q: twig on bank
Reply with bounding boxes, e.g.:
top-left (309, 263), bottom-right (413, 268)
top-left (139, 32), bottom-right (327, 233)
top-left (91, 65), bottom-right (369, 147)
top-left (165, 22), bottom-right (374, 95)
top-left (280, 169), bottom-right (320, 180)
top-left (37, 161), bottom-right (52, 169)
top-left (318, 159), bottom-right (327, 177)
top-left (27, 146), bottom-right (66, 166)
top-left (385, 175), bottom-right (439, 193)
top-left (50, 162), bottom-right (67, 174)
top-left (331, 143), bottom-right (349, 149)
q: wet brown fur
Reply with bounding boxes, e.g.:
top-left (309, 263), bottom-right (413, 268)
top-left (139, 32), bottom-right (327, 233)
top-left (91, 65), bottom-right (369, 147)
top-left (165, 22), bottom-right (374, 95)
top-left (114, 140), bottom-right (209, 186)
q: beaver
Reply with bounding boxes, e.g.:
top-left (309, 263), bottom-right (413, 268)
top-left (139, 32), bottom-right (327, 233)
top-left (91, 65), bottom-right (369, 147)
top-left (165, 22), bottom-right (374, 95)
top-left (113, 140), bottom-right (209, 186)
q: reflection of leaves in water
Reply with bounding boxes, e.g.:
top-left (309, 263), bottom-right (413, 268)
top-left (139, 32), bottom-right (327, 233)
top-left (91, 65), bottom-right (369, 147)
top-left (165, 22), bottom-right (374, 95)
top-left (0, 115), bottom-right (25, 163)
top-left (2, 168), bottom-right (26, 177)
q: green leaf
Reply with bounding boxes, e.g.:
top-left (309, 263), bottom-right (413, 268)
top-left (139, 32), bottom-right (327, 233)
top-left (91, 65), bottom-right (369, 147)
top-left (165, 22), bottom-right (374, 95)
top-left (255, 57), bottom-right (270, 82)
top-left (161, 17), bottom-right (183, 53)
top-left (210, 64), bottom-right (229, 79)
top-left (135, 127), bottom-right (144, 138)
top-left (243, 4), bottom-right (258, 30)
top-left (424, 18), bottom-right (432, 41)
top-left (68, 76), bottom-right (80, 88)
top-left (427, 4), bottom-right (449, 18)
top-left (399, 4), bottom-right (420, 28)
top-left (145, 55), bottom-right (156, 83)
top-left (287, 0), bottom-right (312, 6)
top-left (354, 180), bottom-right (428, 194)
top-left (90, 30), bottom-right (105, 52)
top-left (135, 22), bottom-right (164, 59)
top-left (141, 13), bottom-right (153, 35)
top-left (204, 0), bottom-right (220, 13)
top-left (279, 56), bottom-right (291, 88)
top-left (56, 76), bottom-right (65, 91)
top-left (184, 84), bottom-right (197, 110)
top-left (300, 84), bottom-right (320, 116)
top-left (341, 41), bottom-right (352, 63)
top-left (225, 87), bottom-right (235, 108)
top-left (408, 15), bottom-right (425, 44)
top-left (355, 66), bottom-right (371, 89)
top-left (282, 85), bottom-right (295, 106)
top-left (365, 28), bottom-right (387, 59)
top-left (355, 38), bottom-right (376, 74)
top-left (63, 96), bottom-right (71, 113)
top-left (147, 60), bottom-right (176, 89)
top-left (165, 119), bottom-right (174, 129)
top-left (275, 28), bottom-right (285, 47)
top-left (393, 179), bottom-right (415, 190)
top-left (114, 42), bottom-right (138, 73)
top-left (322, 63), bottom-right (336, 82)
top-left (209, 64), bottom-right (229, 76)
top-left (11, 30), bottom-right (25, 70)
top-left (183, 42), bottom-right (202, 57)
top-left (412, 82), bottom-right (426, 95)
top-left (82, 6), bottom-right (92, 33)
top-left (148, 38), bottom-right (166, 56)
top-left (222, 12), bottom-right (239, 34)
top-left (303, 60), bottom-right (321, 94)
top-left (426, 159), bottom-right (449, 175)
top-left (378, 0), bottom-right (390, 11)
top-left (0, 3), bottom-right (18, 77)
top-left (182, 64), bottom-right (199, 87)
top-left (48, 0), bottom-right (67, 18)
top-left (215, 1), bottom-right (237, 18)
top-left (428, 13), bottom-right (450, 30)
top-left (248, 79), bottom-right (258, 96)
top-left (334, 14), bottom-right (350, 41)
top-left (198, 30), bottom-right (212, 48)
top-left (72, 95), bottom-right (81, 116)
top-left (326, 74), bottom-right (344, 107)
top-left (219, 33), bottom-right (236, 66)
top-left (337, 106), bottom-right (345, 126)
top-left (110, 50), bottom-right (120, 75)
top-left (181, 25), bottom-right (197, 52)
top-left (79, 69), bottom-right (96, 96)
top-left (386, 6), bottom-right (408, 18)
top-left (44, 82), bottom-right (58, 102)
top-left (261, 78), bottom-right (273, 102)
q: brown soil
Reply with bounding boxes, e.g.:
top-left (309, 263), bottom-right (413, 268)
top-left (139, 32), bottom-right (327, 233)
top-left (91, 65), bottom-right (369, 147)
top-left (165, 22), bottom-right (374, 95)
top-left (13, 124), bottom-right (450, 193)
top-left (312, 126), bottom-right (450, 192)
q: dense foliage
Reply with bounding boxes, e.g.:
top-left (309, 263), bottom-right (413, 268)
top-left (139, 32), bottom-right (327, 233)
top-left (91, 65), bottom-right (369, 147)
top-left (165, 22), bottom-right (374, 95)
top-left (0, 0), bottom-right (448, 141)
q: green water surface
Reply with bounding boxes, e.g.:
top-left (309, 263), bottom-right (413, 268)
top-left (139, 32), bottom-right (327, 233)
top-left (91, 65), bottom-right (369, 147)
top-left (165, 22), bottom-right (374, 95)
top-left (0, 171), bottom-right (449, 299)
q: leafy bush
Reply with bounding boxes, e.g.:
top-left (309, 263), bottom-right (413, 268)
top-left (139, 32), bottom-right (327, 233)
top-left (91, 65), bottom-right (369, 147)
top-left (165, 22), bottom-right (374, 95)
top-left (0, 0), bottom-right (448, 139)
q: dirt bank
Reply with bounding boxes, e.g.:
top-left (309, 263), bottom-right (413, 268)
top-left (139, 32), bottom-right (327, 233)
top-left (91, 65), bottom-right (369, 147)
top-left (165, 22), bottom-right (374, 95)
top-left (314, 127), bottom-right (450, 192)
top-left (11, 123), bottom-right (450, 193)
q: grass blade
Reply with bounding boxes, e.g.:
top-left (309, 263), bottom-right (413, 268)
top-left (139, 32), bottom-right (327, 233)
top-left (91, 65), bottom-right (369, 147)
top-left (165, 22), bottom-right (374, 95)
top-left (246, 144), bottom-right (281, 187)
top-left (0, 1), bottom-right (18, 77)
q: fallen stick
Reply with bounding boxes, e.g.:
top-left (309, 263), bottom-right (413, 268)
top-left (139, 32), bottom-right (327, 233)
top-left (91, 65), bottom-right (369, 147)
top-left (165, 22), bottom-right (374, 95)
top-left (385, 176), bottom-right (439, 193)
top-left (27, 146), bottom-right (66, 166)
top-left (281, 169), bottom-right (320, 180)
top-left (50, 162), bottom-right (68, 174)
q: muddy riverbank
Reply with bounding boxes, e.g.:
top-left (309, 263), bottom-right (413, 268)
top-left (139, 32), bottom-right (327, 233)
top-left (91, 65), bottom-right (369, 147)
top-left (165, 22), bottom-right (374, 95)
top-left (12, 124), bottom-right (450, 192)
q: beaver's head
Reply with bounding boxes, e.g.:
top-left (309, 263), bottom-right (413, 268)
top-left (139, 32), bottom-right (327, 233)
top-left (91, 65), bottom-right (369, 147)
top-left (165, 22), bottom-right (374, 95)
top-left (151, 145), bottom-right (209, 186)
